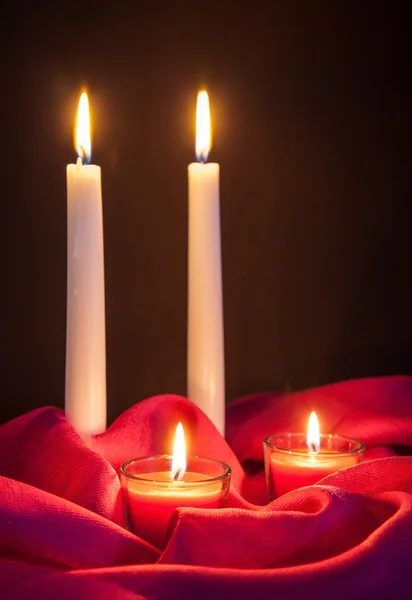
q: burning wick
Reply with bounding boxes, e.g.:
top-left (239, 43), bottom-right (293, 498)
top-left (173, 468), bottom-right (183, 481)
top-left (307, 441), bottom-right (318, 453)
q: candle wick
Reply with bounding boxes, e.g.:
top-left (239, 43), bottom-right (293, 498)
top-left (308, 442), bottom-right (318, 453)
top-left (173, 468), bottom-right (182, 481)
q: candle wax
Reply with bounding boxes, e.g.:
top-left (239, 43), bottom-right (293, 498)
top-left (66, 158), bottom-right (106, 439)
top-left (187, 162), bottom-right (225, 436)
top-left (270, 452), bottom-right (360, 497)
top-left (125, 471), bottom-right (221, 549)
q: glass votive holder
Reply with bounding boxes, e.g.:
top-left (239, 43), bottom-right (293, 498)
top-left (120, 455), bottom-right (231, 550)
top-left (264, 433), bottom-right (365, 500)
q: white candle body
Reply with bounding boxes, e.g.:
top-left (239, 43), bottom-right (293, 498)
top-left (65, 159), bottom-right (106, 439)
top-left (187, 163), bottom-right (225, 435)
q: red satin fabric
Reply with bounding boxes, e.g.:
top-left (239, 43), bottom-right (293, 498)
top-left (1, 376), bottom-right (412, 598)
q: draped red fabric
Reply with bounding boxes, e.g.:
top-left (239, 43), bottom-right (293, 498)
top-left (1, 376), bottom-right (412, 598)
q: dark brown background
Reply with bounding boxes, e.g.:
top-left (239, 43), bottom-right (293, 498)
top-left (0, 1), bottom-right (410, 425)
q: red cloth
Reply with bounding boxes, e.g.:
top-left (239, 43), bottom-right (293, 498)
top-left (1, 375), bottom-right (412, 598)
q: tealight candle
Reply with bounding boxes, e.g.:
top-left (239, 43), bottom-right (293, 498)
top-left (120, 423), bottom-right (231, 549)
top-left (264, 412), bottom-right (364, 499)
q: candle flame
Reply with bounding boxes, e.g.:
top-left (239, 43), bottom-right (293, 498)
top-left (76, 92), bottom-right (91, 164)
top-left (195, 90), bottom-right (211, 163)
top-left (307, 411), bottom-right (320, 453)
top-left (171, 422), bottom-right (186, 481)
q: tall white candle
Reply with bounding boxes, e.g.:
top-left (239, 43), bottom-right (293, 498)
top-left (187, 90), bottom-right (225, 435)
top-left (65, 92), bottom-right (106, 440)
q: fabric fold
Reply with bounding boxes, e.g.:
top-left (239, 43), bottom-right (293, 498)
top-left (1, 375), bottom-right (412, 598)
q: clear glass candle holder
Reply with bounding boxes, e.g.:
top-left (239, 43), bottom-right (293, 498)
top-left (120, 455), bottom-right (231, 550)
top-left (264, 433), bottom-right (365, 500)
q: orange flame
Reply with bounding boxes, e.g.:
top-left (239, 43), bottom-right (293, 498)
top-left (171, 422), bottom-right (186, 481)
top-left (75, 92), bottom-right (91, 163)
top-left (307, 411), bottom-right (320, 453)
top-left (195, 90), bottom-right (211, 162)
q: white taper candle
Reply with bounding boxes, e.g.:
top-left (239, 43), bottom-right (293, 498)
top-left (65, 92), bottom-right (106, 440)
top-left (187, 90), bottom-right (225, 435)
